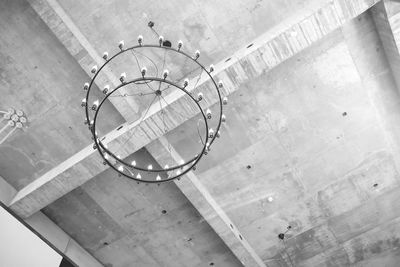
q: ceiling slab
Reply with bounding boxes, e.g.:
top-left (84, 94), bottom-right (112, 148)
top-left (9, 0), bottom-right (379, 219)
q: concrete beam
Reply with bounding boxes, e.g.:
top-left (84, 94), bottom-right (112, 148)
top-left (27, 0), bottom-right (139, 121)
top-left (372, 0), bottom-right (400, 90)
top-left (147, 137), bottom-right (266, 267)
top-left (10, 0), bottom-right (379, 218)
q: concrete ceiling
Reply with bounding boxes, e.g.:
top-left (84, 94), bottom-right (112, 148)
top-left (4, 0), bottom-right (400, 266)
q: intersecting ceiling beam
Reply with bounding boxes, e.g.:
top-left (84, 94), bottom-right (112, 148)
top-left (10, 0), bottom-right (379, 221)
top-left (27, 0), bottom-right (139, 121)
top-left (372, 0), bottom-right (400, 90)
top-left (147, 137), bottom-right (266, 267)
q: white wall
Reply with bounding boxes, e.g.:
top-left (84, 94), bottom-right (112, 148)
top-left (0, 206), bottom-right (62, 267)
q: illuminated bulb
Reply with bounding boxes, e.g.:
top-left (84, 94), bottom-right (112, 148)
top-left (206, 142), bottom-right (210, 151)
top-left (118, 40), bottom-right (124, 50)
top-left (91, 65), bottom-right (97, 74)
top-left (102, 52), bottom-right (108, 60)
top-left (131, 160), bottom-right (136, 166)
top-left (206, 109), bottom-right (212, 119)
top-left (176, 169), bottom-right (181, 175)
top-left (118, 165), bottom-right (124, 172)
top-left (159, 36), bottom-right (164, 46)
top-left (120, 72), bottom-right (126, 83)
top-left (197, 92), bottom-right (203, 101)
top-left (147, 164), bottom-right (153, 170)
top-left (209, 64), bottom-right (215, 72)
top-left (141, 67), bottom-right (147, 76)
top-left (223, 97), bottom-right (228, 105)
top-left (156, 175), bottom-right (161, 181)
top-left (15, 122), bottom-right (22, 128)
top-left (218, 81), bottom-right (224, 88)
top-left (136, 173), bottom-right (142, 179)
top-left (137, 35), bottom-right (143, 45)
top-left (92, 100), bottom-right (99, 111)
top-left (194, 50), bottom-right (200, 59)
top-left (209, 128), bottom-right (214, 138)
top-left (221, 114), bottom-right (226, 122)
top-left (104, 154), bottom-right (109, 160)
top-left (183, 78), bottom-right (189, 87)
top-left (267, 196), bottom-right (274, 202)
top-left (83, 82), bottom-right (89, 91)
top-left (81, 98), bottom-right (87, 107)
top-left (217, 130), bottom-right (221, 138)
top-left (19, 117), bottom-right (27, 123)
top-left (177, 40), bottom-right (183, 50)
top-left (103, 85), bottom-right (110, 94)
top-left (163, 69), bottom-right (169, 79)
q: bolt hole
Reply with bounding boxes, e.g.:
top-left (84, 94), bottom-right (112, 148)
top-left (103, 242), bottom-right (109, 246)
top-left (162, 210), bottom-right (167, 214)
top-left (373, 183), bottom-right (379, 187)
top-left (117, 125), bottom-right (123, 131)
top-left (246, 43), bottom-right (254, 48)
top-left (246, 165), bottom-right (251, 169)
top-left (225, 57), bottom-right (231, 62)
top-left (209, 263), bottom-right (214, 266)
top-left (342, 112), bottom-right (347, 117)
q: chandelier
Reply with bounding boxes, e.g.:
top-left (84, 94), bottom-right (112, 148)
top-left (82, 26), bottom-right (228, 183)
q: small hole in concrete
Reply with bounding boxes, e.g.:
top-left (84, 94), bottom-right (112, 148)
top-left (373, 183), bottom-right (379, 187)
top-left (209, 263), bottom-right (214, 266)
top-left (103, 242), bottom-right (109, 246)
top-left (225, 57), bottom-right (231, 62)
top-left (246, 43), bottom-right (254, 48)
top-left (246, 165), bottom-right (251, 169)
top-left (117, 125), bottom-right (123, 131)
top-left (342, 112), bottom-right (347, 117)
top-left (162, 210), bottom-right (167, 214)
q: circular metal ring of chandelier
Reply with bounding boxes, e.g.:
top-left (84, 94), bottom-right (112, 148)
top-left (82, 37), bottom-right (227, 183)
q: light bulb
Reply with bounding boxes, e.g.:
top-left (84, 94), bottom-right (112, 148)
top-left (223, 97), bottom-right (228, 105)
top-left (83, 82), bottom-right (89, 91)
top-left (209, 64), bottom-right (215, 72)
top-left (141, 67), bottom-right (147, 76)
top-left (194, 50), bottom-right (200, 59)
top-left (163, 69), bottom-right (169, 79)
top-left (177, 170), bottom-right (181, 175)
top-left (221, 114), bottom-right (226, 122)
top-left (102, 52), bottom-right (108, 60)
top-left (81, 98), bottom-right (87, 107)
top-left (91, 65), bottom-right (97, 74)
top-left (19, 117), bottom-right (27, 123)
top-left (147, 164), bottom-right (153, 170)
top-left (164, 164), bottom-right (169, 169)
top-left (267, 196), bottom-right (274, 202)
top-left (209, 128), bottom-right (214, 138)
top-left (138, 35), bottom-right (143, 45)
top-left (131, 160), bottom-right (136, 166)
top-left (217, 130), bottom-right (221, 138)
top-left (118, 40), bottom-right (124, 50)
top-left (206, 109), bottom-right (212, 119)
top-left (177, 40), bottom-right (183, 50)
top-left (183, 78), bottom-right (189, 87)
top-left (120, 72), bottom-right (126, 83)
top-left (136, 173), bottom-right (142, 179)
top-left (218, 81), bottom-right (224, 88)
top-left (156, 175), bottom-right (161, 181)
top-left (103, 85), bottom-right (110, 94)
top-left (118, 165), bottom-right (124, 172)
top-left (159, 36), bottom-right (164, 45)
top-left (92, 100), bottom-right (99, 111)
top-left (197, 92), bottom-right (203, 101)
top-left (179, 159), bottom-right (184, 165)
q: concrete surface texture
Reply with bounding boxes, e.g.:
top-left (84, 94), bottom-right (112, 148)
top-left (2, 0), bottom-right (400, 266)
